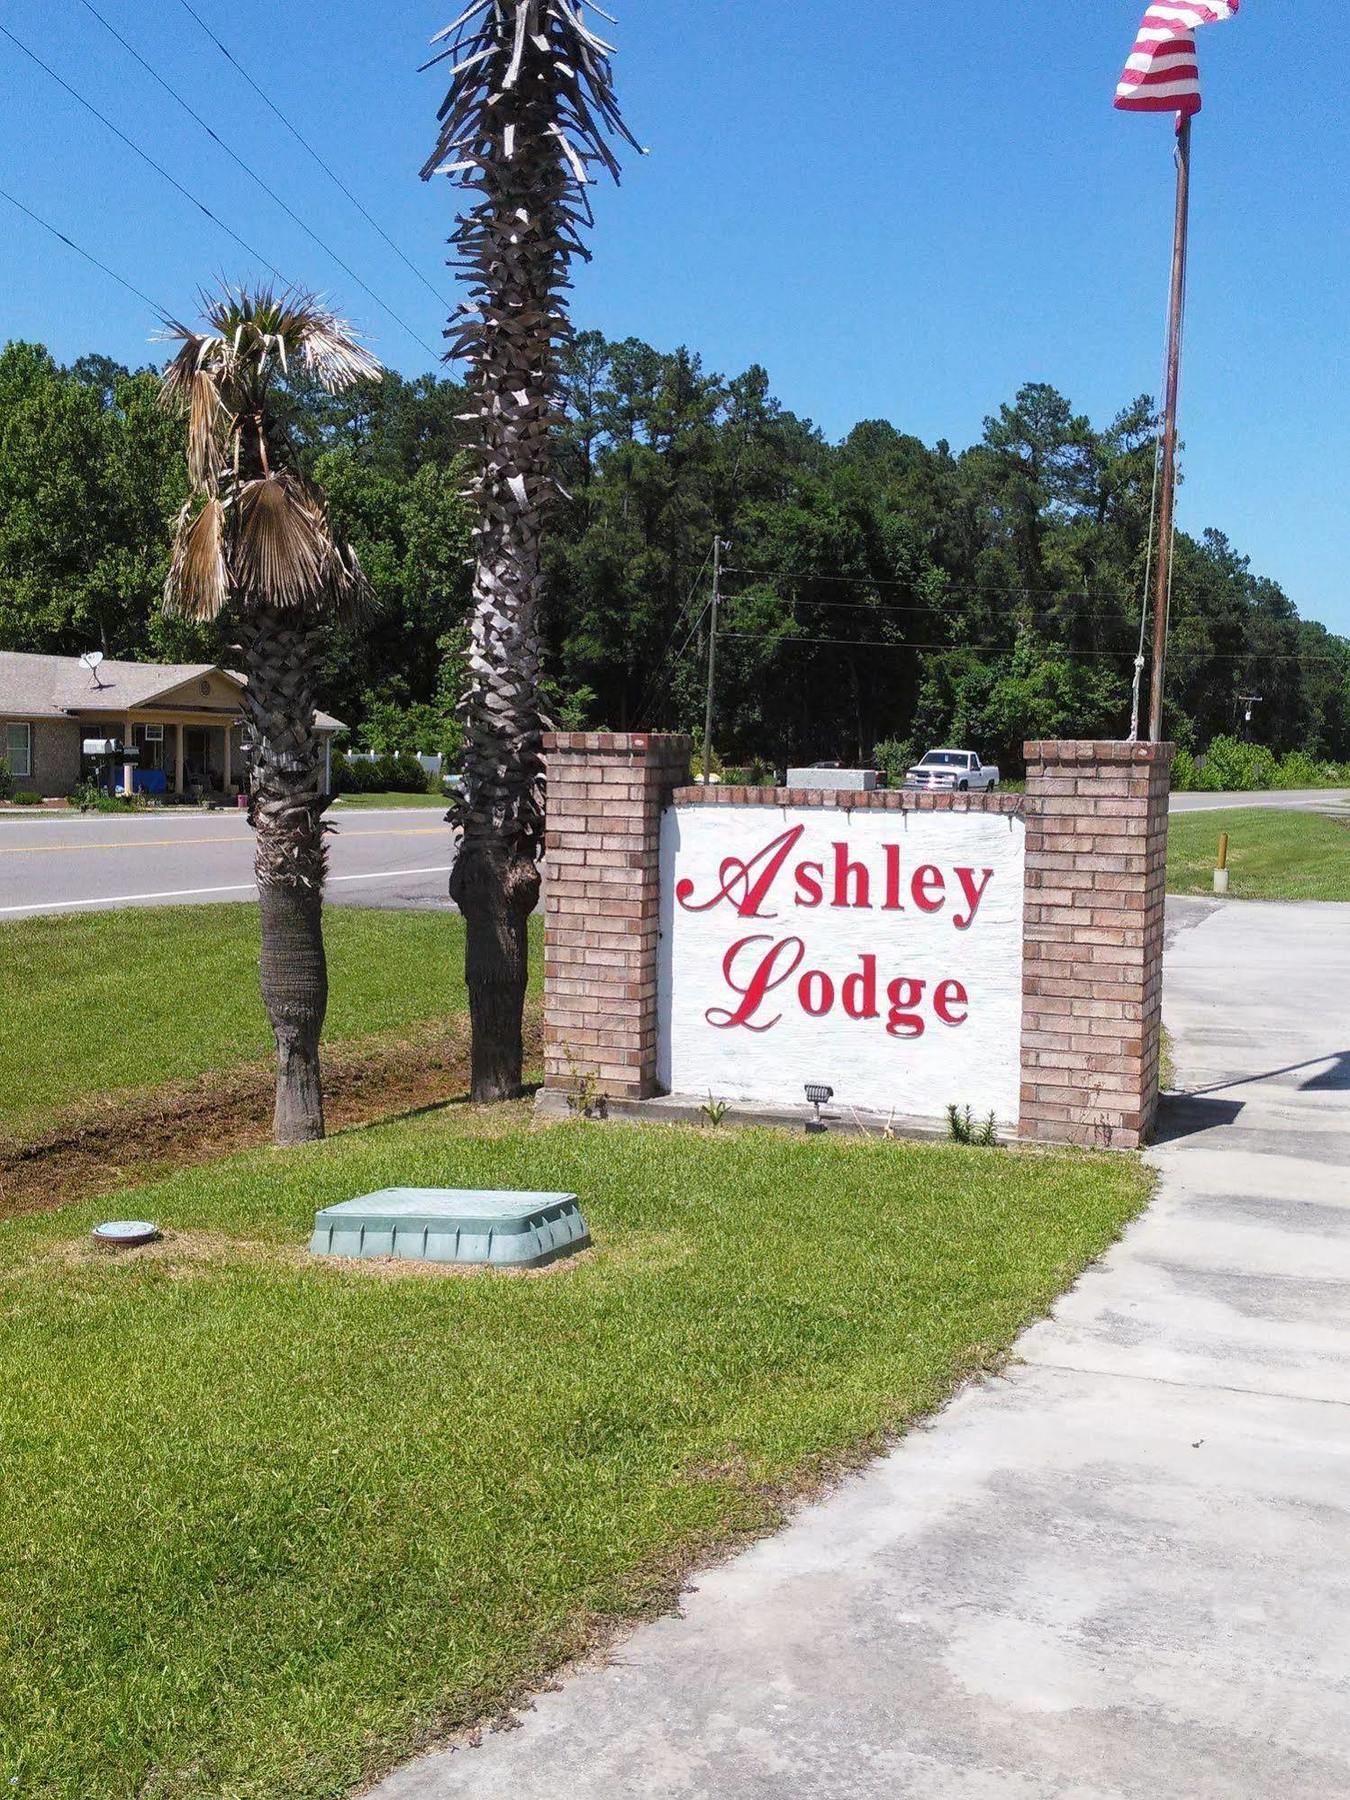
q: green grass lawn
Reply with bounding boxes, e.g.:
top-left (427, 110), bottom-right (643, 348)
top-left (1167, 808), bottom-right (1350, 901)
top-left (329, 792), bottom-right (448, 809)
top-left (0, 1105), bottom-right (1149, 1799)
top-left (0, 905), bottom-right (539, 1140)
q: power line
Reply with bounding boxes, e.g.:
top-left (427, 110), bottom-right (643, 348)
top-left (726, 591), bottom-right (1171, 622)
top-left (0, 184), bottom-right (166, 312)
top-left (637, 592), bottom-right (717, 723)
top-left (716, 633), bottom-right (1343, 664)
top-left (172, 0), bottom-right (451, 312)
top-left (0, 18), bottom-right (286, 286)
top-left (71, 0), bottom-right (442, 363)
top-left (635, 541), bottom-right (717, 721)
top-left (724, 565), bottom-right (1171, 604)
top-left (719, 632), bottom-right (1134, 657)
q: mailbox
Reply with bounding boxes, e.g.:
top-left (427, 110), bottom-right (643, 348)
top-left (82, 739), bottom-right (139, 761)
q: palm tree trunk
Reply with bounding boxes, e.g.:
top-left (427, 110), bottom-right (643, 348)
top-left (236, 606), bottom-right (330, 1144)
top-left (446, 143), bottom-right (554, 1099)
top-left (450, 547), bottom-right (544, 1101)
top-left (452, 833), bottom-right (538, 1100)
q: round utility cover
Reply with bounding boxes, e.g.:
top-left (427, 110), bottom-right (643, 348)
top-left (92, 1220), bottom-right (160, 1248)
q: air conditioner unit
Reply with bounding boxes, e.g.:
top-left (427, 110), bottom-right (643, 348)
top-left (143, 725), bottom-right (164, 743)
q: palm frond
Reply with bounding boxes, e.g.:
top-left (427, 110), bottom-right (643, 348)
top-left (298, 318), bottom-right (384, 391)
top-left (186, 369), bottom-right (225, 493)
top-left (158, 326), bottom-right (216, 405)
top-left (233, 474), bottom-right (329, 610)
top-left (160, 285), bottom-right (380, 623)
top-left (165, 497), bottom-right (228, 620)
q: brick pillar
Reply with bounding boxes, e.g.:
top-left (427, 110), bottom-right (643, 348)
top-left (542, 732), bottom-right (692, 1102)
top-left (1020, 740), bottom-right (1173, 1150)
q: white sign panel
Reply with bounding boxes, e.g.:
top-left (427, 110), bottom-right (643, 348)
top-left (659, 805), bottom-right (1025, 1124)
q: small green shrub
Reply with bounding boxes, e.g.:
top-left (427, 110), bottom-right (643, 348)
top-left (1273, 750), bottom-right (1323, 789)
top-left (11, 790), bottom-right (43, 807)
top-left (0, 756), bottom-right (11, 801)
top-left (1170, 747), bottom-right (1199, 791)
top-left (720, 761), bottom-right (775, 787)
top-left (946, 1103), bottom-right (999, 1147)
top-left (1189, 740), bottom-right (1350, 794)
top-left (872, 739), bottom-right (916, 787)
top-left (1201, 735), bottom-right (1275, 791)
top-left (332, 752), bottom-right (428, 796)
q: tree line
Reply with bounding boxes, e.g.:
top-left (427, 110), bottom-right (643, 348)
top-left (2, 332), bottom-right (1346, 777)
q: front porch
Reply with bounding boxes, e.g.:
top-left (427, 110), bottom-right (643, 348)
top-left (85, 712), bottom-right (244, 800)
top-left (84, 709), bottom-right (334, 799)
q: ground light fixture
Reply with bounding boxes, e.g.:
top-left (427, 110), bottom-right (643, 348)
top-left (805, 1084), bottom-right (835, 1134)
top-left (91, 1220), bottom-right (160, 1248)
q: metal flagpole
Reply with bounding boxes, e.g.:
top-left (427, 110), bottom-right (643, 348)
top-left (1148, 115), bottom-right (1192, 743)
top-left (702, 536), bottom-right (723, 785)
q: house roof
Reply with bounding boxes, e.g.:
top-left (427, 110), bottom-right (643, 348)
top-left (0, 652), bottom-right (345, 733)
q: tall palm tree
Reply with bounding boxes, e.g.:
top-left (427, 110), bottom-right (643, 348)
top-left (421, 0), bottom-right (638, 1100)
top-left (160, 286), bottom-right (381, 1144)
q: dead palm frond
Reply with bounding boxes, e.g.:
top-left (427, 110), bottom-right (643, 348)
top-left (233, 475), bottom-right (329, 610)
top-left (159, 285), bottom-right (380, 622)
top-left (165, 496), bottom-right (227, 620)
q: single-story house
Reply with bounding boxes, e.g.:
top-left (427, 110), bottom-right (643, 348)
top-left (0, 652), bottom-right (345, 799)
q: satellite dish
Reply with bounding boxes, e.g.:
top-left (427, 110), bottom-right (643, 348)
top-left (79, 649), bottom-right (106, 688)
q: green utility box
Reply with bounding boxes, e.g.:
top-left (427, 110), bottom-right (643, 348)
top-left (309, 1189), bottom-right (589, 1269)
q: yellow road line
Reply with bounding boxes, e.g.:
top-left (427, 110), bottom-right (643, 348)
top-left (0, 826), bottom-right (445, 855)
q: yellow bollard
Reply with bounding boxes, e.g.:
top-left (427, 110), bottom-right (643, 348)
top-left (1214, 830), bottom-right (1230, 895)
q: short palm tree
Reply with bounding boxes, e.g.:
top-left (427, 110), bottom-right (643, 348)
top-left (421, 0), bottom-right (638, 1100)
top-left (160, 286), bottom-right (381, 1144)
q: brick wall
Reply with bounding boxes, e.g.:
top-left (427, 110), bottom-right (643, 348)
top-left (543, 737), bottom-right (1171, 1148)
top-left (1020, 740), bottom-right (1173, 1149)
top-left (543, 732), bottom-right (691, 1101)
top-left (670, 785), bottom-right (1024, 817)
top-left (1, 718), bottom-right (82, 797)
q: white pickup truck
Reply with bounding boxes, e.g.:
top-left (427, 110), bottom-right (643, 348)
top-left (903, 748), bottom-right (1000, 793)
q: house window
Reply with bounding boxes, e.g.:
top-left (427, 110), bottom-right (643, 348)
top-left (4, 723), bottom-right (31, 780)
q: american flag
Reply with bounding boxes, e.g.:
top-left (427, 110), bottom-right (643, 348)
top-left (1115, 1), bottom-right (1238, 116)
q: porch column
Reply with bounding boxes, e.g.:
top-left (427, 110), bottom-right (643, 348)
top-left (174, 722), bottom-right (185, 795)
top-left (123, 716), bottom-right (137, 795)
top-left (222, 723), bottom-right (232, 790)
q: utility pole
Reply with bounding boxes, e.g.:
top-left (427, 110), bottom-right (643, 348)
top-left (1147, 117), bottom-right (1192, 744)
top-left (1236, 693), bottom-right (1262, 740)
top-left (702, 536), bottom-right (726, 786)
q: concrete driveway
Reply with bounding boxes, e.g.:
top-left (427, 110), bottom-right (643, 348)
top-left (0, 807), bottom-right (455, 917)
top-left (375, 896), bottom-right (1350, 1799)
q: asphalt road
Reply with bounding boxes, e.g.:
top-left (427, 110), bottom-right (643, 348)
top-left (1, 788), bottom-right (1346, 919)
top-left (0, 808), bottom-right (456, 918)
top-left (1170, 786), bottom-right (1350, 813)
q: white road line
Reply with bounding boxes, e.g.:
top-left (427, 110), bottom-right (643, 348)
top-left (0, 824), bottom-right (443, 856)
top-left (0, 865), bottom-right (454, 917)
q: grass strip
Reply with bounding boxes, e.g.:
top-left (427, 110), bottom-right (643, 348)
top-left (0, 906), bottom-right (540, 1140)
top-left (329, 793), bottom-right (449, 809)
top-left (1167, 808), bottom-right (1350, 901)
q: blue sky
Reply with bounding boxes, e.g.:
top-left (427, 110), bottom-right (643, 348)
top-left (2, 2), bottom-right (1345, 632)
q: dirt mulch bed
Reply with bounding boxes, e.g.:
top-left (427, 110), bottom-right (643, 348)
top-left (0, 1011), bottom-right (542, 1221)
